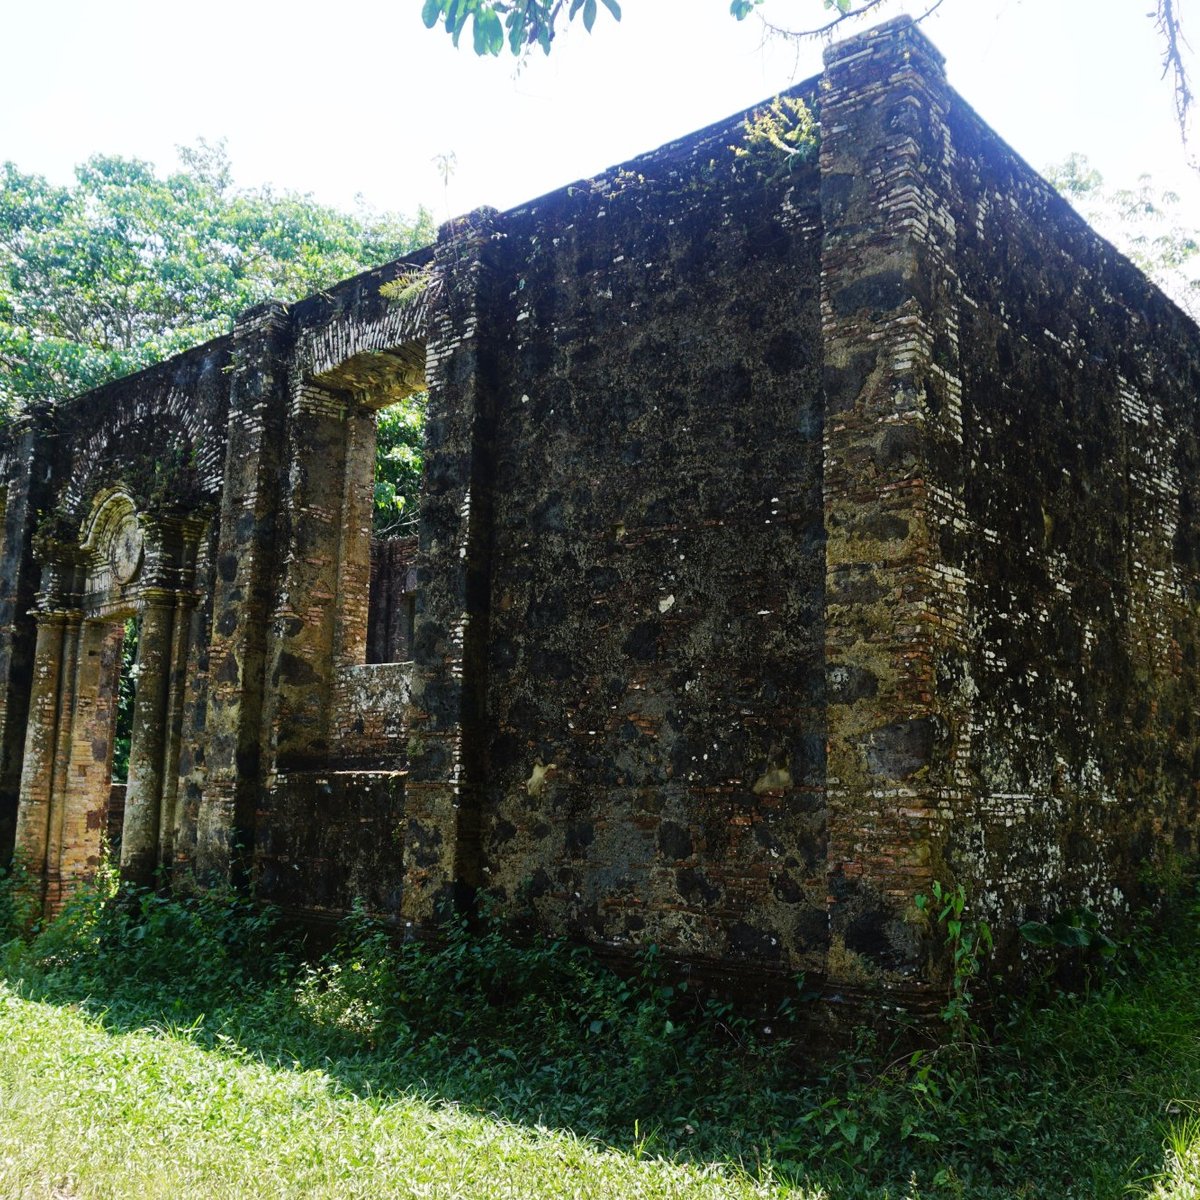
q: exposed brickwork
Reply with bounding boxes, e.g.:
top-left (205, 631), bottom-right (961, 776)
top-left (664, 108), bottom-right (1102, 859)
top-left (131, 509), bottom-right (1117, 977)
top-left (0, 17), bottom-right (1197, 1011)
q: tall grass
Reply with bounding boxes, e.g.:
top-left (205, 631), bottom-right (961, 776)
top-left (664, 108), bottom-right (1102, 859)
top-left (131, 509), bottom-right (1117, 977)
top-left (1, 866), bottom-right (1198, 1199)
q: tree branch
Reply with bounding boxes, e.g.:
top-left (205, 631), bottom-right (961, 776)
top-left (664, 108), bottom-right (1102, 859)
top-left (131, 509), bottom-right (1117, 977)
top-left (757, 0), bottom-right (946, 50)
top-left (1157, 0), bottom-right (1194, 157)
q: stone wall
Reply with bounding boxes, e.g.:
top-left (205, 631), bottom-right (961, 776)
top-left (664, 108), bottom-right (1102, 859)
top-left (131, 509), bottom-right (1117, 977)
top-left (472, 102), bottom-right (828, 979)
top-left (1, 17), bottom-right (1197, 1012)
top-left (941, 101), bottom-right (1200, 950)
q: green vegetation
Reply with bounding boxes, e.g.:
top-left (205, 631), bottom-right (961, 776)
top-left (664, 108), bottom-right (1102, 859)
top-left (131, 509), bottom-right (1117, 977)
top-left (110, 617), bottom-right (139, 785)
top-left (374, 393), bottom-right (429, 536)
top-left (0, 140), bottom-right (433, 419)
top-left (1047, 153), bottom-right (1200, 321)
top-left (734, 95), bottom-right (820, 182)
top-left (0, 142), bottom-right (435, 532)
top-left (0, 870), bottom-right (1198, 1199)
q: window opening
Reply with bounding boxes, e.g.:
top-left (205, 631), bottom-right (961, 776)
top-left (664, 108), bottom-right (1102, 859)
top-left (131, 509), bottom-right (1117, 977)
top-left (111, 615), bottom-right (140, 783)
top-left (366, 392), bottom-right (425, 664)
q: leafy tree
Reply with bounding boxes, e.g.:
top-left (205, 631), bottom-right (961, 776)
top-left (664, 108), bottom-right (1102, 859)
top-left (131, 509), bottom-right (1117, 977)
top-left (0, 140), bottom-right (435, 418)
top-left (1047, 153), bottom-right (1200, 320)
top-left (0, 140), bottom-right (436, 529)
top-left (374, 395), bottom-right (428, 536)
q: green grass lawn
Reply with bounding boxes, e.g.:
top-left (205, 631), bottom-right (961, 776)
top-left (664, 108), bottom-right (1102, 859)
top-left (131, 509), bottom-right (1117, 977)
top-left (0, 984), bottom-right (786, 1199)
top-left (0, 877), bottom-right (1198, 1199)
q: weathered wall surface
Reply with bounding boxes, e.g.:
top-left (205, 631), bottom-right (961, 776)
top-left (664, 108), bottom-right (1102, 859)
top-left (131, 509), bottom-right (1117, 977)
top-left (474, 110), bottom-right (829, 979)
top-left (941, 105), bottom-right (1200, 944)
top-left (0, 341), bottom-right (231, 904)
top-left (2, 17), bottom-right (1198, 1011)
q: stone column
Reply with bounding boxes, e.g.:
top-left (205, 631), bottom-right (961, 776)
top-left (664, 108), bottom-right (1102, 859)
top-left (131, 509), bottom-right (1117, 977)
top-left (0, 404), bottom-right (56, 863)
top-left (120, 591), bottom-right (175, 886)
top-left (260, 382), bottom-right (353, 770)
top-left (818, 18), bottom-right (970, 998)
top-left (13, 612), bottom-right (74, 905)
top-left (402, 209), bottom-right (502, 927)
top-left (197, 301), bottom-right (291, 886)
top-left (158, 588), bottom-right (198, 871)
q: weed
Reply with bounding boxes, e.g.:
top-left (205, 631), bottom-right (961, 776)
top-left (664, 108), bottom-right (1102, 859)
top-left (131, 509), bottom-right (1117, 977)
top-left (914, 880), bottom-right (993, 1040)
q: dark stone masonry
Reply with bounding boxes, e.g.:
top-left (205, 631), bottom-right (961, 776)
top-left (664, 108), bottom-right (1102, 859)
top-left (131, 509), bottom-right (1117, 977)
top-left (1, 18), bottom-right (1198, 1014)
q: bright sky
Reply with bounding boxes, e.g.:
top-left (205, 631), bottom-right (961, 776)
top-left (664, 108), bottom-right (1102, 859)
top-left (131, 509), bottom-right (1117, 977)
top-left (2, 0), bottom-right (1197, 227)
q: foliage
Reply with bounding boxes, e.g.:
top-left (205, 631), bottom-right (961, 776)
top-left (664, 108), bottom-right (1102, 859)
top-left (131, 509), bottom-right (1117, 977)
top-left (416, 0), bottom-right (1194, 163)
top-left (734, 95), bottom-right (820, 181)
top-left (1047, 153), bottom-right (1200, 320)
top-left (110, 617), bottom-right (139, 785)
top-left (420, 0), bottom-right (622, 56)
top-left (1019, 906), bottom-right (1118, 956)
top-left (914, 880), bottom-right (992, 1040)
top-left (373, 394), bottom-right (429, 536)
top-left (0, 140), bottom-right (435, 420)
top-left (3, 875), bottom-right (1200, 1197)
top-left (416, 0), bottom-right (906, 56)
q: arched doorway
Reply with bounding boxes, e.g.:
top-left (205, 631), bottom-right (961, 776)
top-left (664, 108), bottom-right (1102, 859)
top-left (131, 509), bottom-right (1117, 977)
top-left (13, 489), bottom-right (205, 911)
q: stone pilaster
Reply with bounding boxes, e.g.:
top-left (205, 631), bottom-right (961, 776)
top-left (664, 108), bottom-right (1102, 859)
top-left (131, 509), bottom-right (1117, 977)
top-left (260, 382), bottom-right (353, 771)
top-left (158, 587), bottom-right (198, 870)
top-left (402, 208), bottom-right (502, 927)
top-left (121, 590), bottom-right (175, 885)
top-left (0, 404), bottom-right (56, 864)
top-left (818, 18), bottom-right (970, 994)
top-left (196, 301), bottom-right (292, 886)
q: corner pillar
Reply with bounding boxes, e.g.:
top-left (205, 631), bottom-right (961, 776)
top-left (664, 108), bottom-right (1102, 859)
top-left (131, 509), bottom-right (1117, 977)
top-left (0, 404), bottom-right (56, 863)
top-left (818, 18), bottom-right (971, 996)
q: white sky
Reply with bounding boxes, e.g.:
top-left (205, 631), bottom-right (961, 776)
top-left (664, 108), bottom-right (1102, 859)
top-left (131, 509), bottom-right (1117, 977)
top-left (1, 0), bottom-right (1197, 226)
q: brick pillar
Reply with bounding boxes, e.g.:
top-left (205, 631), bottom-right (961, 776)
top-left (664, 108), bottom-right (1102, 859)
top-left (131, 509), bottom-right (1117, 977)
top-left (260, 382), bottom-right (354, 770)
top-left (0, 404), bottom-right (55, 864)
top-left (13, 612), bottom-right (75, 907)
top-left (47, 618), bottom-right (124, 910)
top-left (402, 209), bottom-right (502, 927)
top-left (120, 590), bottom-right (175, 886)
top-left (196, 301), bottom-right (291, 886)
top-left (818, 18), bottom-right (970, 995)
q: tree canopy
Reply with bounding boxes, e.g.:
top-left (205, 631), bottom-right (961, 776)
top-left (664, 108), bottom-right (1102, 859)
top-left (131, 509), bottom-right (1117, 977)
top-left (0, 140), bottom-right (435, 531)
top-left (1047, 154), bottom-right (1200, 321)
top-left (0, 140), bottom-right (435, 415)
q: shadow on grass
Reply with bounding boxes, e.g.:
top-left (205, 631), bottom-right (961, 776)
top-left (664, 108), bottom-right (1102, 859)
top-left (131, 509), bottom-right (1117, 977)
top-left (3, 887), bottom-right (1196, 1200)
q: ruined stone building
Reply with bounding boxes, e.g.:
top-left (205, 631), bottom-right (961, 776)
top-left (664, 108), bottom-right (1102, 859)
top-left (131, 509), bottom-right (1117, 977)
top-left (1, 18), bottom-right (1198, 1009)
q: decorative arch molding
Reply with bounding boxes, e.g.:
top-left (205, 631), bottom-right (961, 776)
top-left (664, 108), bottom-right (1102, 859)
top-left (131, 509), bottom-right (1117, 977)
top-left (58, 389), bottom-right (223, 528)
top-left (78, 487), bottom-right (145, 609)
top-left (14, 483), bottom-right (210, 911)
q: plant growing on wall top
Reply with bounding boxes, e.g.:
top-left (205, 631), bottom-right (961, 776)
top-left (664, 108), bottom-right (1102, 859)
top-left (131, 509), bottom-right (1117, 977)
top-left (733, 95), bottom-right (819, 182)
